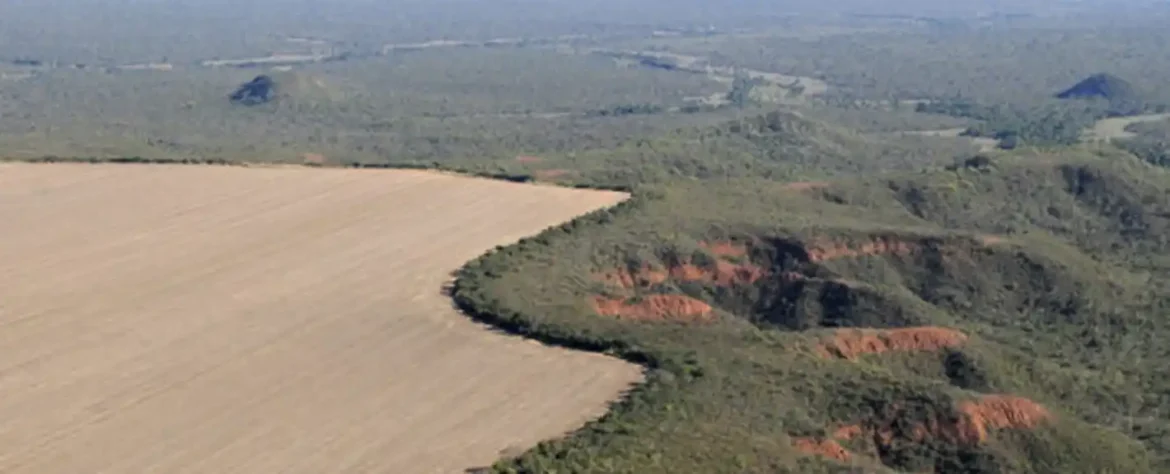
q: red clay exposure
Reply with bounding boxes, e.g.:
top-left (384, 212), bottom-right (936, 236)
top-left (591, 294), bottom-right (714, 323)
top-left (792, 437), bottom-right (853, 462)
top-left (953, 395), bottom-right (1052, 444)
top-left (870, 395), bottom-right (1052, 447)
top-left (793, 395), bottom-right (1052, 467)
top-left (817, 327), bottom-right (968, 359)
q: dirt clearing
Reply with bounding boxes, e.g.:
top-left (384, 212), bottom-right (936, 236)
top-left (0, 163), bottom-right (642, 473)
top-left (1082, 113), bottom-right (1170, 141)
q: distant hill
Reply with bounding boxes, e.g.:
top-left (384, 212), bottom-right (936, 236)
top-left (229, 71), bottom-right (340, 107)
top-left (1056, 73), bottom-right (1141, 102)
top-left (229, 75), bottom-right (277, 106)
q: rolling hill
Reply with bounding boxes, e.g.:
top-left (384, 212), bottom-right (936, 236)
top-left (1056, 73), bottom-right (1141, 102)
top-left (454, 114), bottom-right (1170, 472)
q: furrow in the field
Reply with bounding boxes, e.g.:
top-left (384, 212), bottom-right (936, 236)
top-left (0, 174), bottom-right (438, 433)
top-left (0, 170), bottom-right (442, 369)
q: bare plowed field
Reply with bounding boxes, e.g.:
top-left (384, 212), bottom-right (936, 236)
top-left (0, 163), bottom-right (642, 473)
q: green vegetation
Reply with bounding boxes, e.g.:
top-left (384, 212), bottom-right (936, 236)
top-left (506, 110), bottom-right (980, 189)
top-left (1117, 119), bottom-right (1170, 168)
top-left (912, 73), bottom-right (1166, 149)
top-left (453, 121), bottom-right (1170, 472)
top-left (7, 2), bottom-right (1170, 472)
top-left (1119, 139), bottom-right (1170, 168)
top-left (913, 99), bottom-right (1104, 148)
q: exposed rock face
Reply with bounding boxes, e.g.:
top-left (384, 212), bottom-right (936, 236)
top-left (229, 75), bottom-right (279, 106)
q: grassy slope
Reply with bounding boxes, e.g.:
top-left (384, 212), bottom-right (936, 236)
top-left (452, 113), bottom-right (1170, 472)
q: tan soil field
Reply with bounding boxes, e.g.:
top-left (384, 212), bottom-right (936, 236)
top-left (0, 163), bottom-right (643, 473)
top-left (1082, 113), bottom-right (1170, 141)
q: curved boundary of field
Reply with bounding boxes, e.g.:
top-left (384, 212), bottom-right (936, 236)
top-left (4, 155), bottom-right (632, 192)
top-left (0, 155), bottom-right (649, 472)
top-left (446, 183), bottom-right (664, 473)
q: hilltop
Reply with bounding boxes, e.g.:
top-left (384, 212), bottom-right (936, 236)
top-left (1054, 73), bottom-right (1159, 117)
top-left (1056, 73), bottom-right (1141, 102)
top-left (229, 71), bottom-right (341, 107)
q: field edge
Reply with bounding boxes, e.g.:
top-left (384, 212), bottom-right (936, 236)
top-left (450, 193), bottom-right (674, 472)
top-left (2, 156), bottom-right (649, 471)
top-left (0, 155), bottom-right (634, 193)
